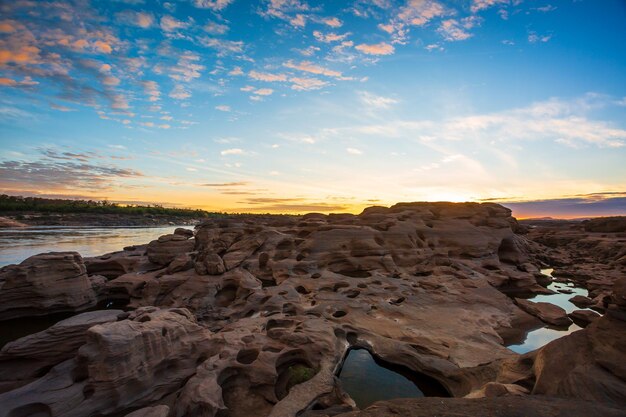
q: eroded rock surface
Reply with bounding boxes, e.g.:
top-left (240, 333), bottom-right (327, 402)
top-left (332, 397), bottom-right (625, 417)
top-left (0, 252), bottom-right (97, 320)
top-left (0, 206), bottom-right (623, 417)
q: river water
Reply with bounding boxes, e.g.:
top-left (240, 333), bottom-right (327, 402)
top-left (0, 225), bottom-right (189, 267)
top-left (507, 268), bottom-right (592, 354)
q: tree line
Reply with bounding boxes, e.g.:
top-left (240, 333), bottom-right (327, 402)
top-left (0, 195), bottom-right (212, 218)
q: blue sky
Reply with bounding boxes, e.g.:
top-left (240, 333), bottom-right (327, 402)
top-left (0, 0), bottom-right (625, 217)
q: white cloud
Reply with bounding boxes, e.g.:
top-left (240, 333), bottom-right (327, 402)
top-left (194, 0), bottom-right (234, 10)
top-left (359, 91), bottom-right (398, 109)
top-left (346, 147), bottom-right (363, 155)
top-left (229, 66), bottom-right (244, 76)
top-left (221, 148), bottom-right (244, 155)
top-left (216, 105), bottom-right (231, 112)
top-left (170, 85), bottom-right (191, 100)
top-left (160, 15), bottom-right (189, 31)
top-left (344, 95), bottom-right (626, 148)
top-left (249, 70), bottom-right (288, 82)
top-left (438, 18), bottom-right (475, 42)
top-left (169, 52), bottom-right (204, 82)
top-left (296, 46), bottom-right (320, 56)
top-left (470, 0), bottom-right (508, 13)
top-left (290, 77), bottom-right (328, 91)
top-left (204, 21), bottom-right (229, 35)
top-left (142, 80), bottom-right (160, 102)
top-left (200, 37), bottom-right (244, 55)
top-left (528, 31), bottom-right (552, 43)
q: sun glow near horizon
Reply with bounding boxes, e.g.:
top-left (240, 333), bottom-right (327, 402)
top-left (0, 1), bottom-right (625, 219)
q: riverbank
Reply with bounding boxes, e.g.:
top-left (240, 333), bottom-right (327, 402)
top-left (0, 213), bottom-right (204, 227)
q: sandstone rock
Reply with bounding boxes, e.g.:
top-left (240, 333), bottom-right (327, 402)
top-left (464, 382), bottom-right (529, 398)
top-left (0, 308), bottom-right (213, 417)
top-left (84, 245), bottom-right (148, 279)
top-left (0, 309), bottom-right (121, 393)
top-left (174, 227), bottom-right (194, 238)
top-left (333, 397), bottom-right (625, 417)
top-left (125, 405), bottom-right (170, 417)
top-left (167, 253), bottom-right (194, 274)
top-left (495, 281), bottom-right (626, 408)
top-left (612, 277), bottom-right (626, 308)
top-left (3, 203), bottom-right (622, 417)
top-left (514, 298), bottom-right (572, 327)
top-left (583, 216), bottom-right (626, 233)
top-left (569, 294), bottom-right (594, 308)
top-left (568, 309), bottom-right (600, 327)
top-left (147, 234), bottom-right (195, 266)
top-left (0, 252), bottom-right (97, 320)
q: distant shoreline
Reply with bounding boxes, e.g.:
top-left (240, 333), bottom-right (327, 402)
top-left (0, 212), bottom-right (204, 228)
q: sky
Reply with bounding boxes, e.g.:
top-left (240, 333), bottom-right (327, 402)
top-left (0, 0), bottom-right (625, 218)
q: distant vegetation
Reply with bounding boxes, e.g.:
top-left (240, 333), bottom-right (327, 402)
top-left (0, 195), bottom-right (212, 218)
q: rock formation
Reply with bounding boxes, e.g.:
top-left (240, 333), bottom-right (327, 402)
top-left (0, 205), bottom-right (623, 417)
top-left (0, 252), bottom-right (97, 320)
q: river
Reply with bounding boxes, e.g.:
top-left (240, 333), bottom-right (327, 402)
top-left (0, 225), bottom-right (189, 267)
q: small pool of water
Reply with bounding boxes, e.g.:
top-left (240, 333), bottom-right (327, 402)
top-left (507, 268), bottom-right (589, 354)
top-left (338, 348), bottom-right (449, 409)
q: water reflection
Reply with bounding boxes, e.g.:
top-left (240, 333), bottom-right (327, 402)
top-left (338, 349), bottom-right (449, 409)
top-left (507, 268), bottom-right (589, 354)
top-left (0, 225), bottom-right (187, 267)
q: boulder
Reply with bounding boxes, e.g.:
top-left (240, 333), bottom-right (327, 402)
top-left (146, 234), bottom-right (195, 266)
top-left (569, 295), bottom-right (594, 308)
top-left (514, 298), bottom-right (572, 327)
top-left (0, 252), bottom-right (97, 320)
top-left (0, 310), bottom-right (121, 392)
top-left (174, 227), bottom-right (194, 238)
top-left (568, 309), bottom-right (601, 327)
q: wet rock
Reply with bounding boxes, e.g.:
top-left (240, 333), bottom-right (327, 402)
top-left (0, 252), bottom-right (97, 320)
top-left (514, 298), bottom-right (572, 327)
top-left (569, 295), bottom-right (594, 308)
top-left (568, 309), bottom-right (600, 327)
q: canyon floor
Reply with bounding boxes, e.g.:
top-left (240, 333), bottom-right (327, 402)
top-left (0, 202), bottom-right (624, 417)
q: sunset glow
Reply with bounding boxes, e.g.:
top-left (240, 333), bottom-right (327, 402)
top-left (1, 0), bottom-right (625, 217)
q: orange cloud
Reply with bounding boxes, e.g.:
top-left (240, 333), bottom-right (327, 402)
top-left (355, 42), bottom-right (395, 55)
top-left (0, 20), bottom-right (20, 33)
top-left (94, 40), bottom-right (112, 54)
top-left (0, 45), bottom-right (41, 65)
top-left (0, 77), bottom-right (16, 86)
